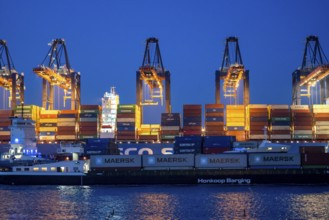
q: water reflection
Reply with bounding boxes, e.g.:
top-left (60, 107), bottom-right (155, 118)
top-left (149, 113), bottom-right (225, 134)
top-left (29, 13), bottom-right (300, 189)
top-left (136, 193), bottom-right (177, 220)
top-left (1, 185), bottom-right (329, 219)
top-left (289, 192), bottom-right (329, 219)
top-left (212, 190), bottom-right (254, 219)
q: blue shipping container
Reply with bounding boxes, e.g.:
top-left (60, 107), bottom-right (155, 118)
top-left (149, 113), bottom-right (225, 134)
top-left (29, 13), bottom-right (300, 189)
top-left (117, 122), bottom-right (135, 127)
top-left (117, 126), bottom-right (135, 131)
top-left (205, 117), bottom-right (224, 122)
top-left (183, 117), bottom-right (202, 122)
top-left (203, 136), bottom-right (236, 148)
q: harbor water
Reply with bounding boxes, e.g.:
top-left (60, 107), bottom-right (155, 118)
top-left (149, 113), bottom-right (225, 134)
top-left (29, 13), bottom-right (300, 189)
top-left (0, 185), bottom-right (329, 219)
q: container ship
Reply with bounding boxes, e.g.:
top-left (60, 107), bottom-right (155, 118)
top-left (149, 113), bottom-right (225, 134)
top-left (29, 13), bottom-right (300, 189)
top-left (1, 37), bottom-right (329, 185)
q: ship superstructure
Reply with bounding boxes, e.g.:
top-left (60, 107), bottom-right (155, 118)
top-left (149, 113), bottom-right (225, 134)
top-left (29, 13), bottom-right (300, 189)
top-left (1, 116), bottom-right (37, 160)
top-left (100, 87), bottom-right (119, 138)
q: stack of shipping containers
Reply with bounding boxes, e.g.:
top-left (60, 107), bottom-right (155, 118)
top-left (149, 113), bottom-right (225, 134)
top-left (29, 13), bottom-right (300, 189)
top-left (39, 109), bottom-right (58, 141)
top-left (202, 136), bottom-right (235, 154)
top-left (116, 104), bottom-right (140, 141)
top-left (313, 105), bottom-right (329, 140)
top-left (160, 113), bottom-right (181, 142)
top-left (14, 105), bottom-right (40, 135)
top-left (174, 136), bottom-right (202, 154)
top-left (138, 124), bottom-right (160, 141)
top-left (204, 104), bottom-right (225, 136)
top-left (14, 105), bottom-right (39, 121)
top-left (183, 105), bottom-right (202, 136)
top-left (291, 105), bottom-right (313, 140)
top-left (79, 105), bottom-right (101, 139)
top-left (56, 110), bottom-right (78, 140)
top-left (247, 104), bottom-right (269, 140)
top-left (269, 105), bottom-right (291, 140)
top-left (225, 105), bottom-right (246, 141)
top-left (0, 110), bottom-right (13, 142)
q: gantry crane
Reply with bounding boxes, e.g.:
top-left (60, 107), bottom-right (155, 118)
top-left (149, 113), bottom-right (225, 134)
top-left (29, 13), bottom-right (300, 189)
top-left (215, 37), bottom-right (249, 105)
top-left (136, 37), bottom-right (171, 116)
top-left (33, 39), bottom-right (80, 110)
top-left (292, 36), bottom-right (329, 105)
top-left (0, 40), bottom-right (24, 109)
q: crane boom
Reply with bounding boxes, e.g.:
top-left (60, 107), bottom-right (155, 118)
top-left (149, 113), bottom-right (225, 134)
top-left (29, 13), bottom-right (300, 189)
top-left (0, 40), bottom-right (24, 109)
top-left (33, 39), bottom-right (80, 110)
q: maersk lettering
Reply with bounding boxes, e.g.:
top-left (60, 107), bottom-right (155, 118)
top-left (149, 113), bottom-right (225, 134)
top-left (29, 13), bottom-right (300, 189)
top-left (263, 156), bottom-right (293, 162)
top-left (157, 157), bottom-right (187, 163)
top-left (209, 158), bottom-right (240, 164)
top-left (104, 158), bottom-right (135, 163)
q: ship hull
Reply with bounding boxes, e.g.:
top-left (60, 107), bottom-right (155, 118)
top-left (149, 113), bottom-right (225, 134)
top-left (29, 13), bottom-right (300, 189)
top-left (1, 169), bottom-right (329, 185)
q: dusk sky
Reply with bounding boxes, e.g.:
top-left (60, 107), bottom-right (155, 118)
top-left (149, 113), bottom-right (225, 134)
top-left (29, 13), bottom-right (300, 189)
top-left (1, 0), bottom-right (329, 119)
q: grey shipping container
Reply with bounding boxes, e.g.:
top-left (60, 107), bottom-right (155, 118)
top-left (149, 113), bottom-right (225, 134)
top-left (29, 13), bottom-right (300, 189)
top-left (248, 153), bottom-right (301, 166)
top-left (195, 154), bottom-right (247, 169)
top-left (90, 155), bottom-right (142, 168)
top-left (143, 154), bottom-right (194, 168)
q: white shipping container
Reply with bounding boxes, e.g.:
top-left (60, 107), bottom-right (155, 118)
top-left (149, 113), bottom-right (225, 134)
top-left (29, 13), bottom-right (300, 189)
top-left (161, 126), bottom-right (180, 131)
top-left (90, 155), bottom-right (142, 168)
top-left (316, 126), bottom-right (329, 130)
top-left (271, 126), bottom-right (290, 130)
top-left (312, 104), bottom-right (329, 109)
top-left (143, 154), bottom-right (194, 168)
top-left (195, 154), bottom-right (247, 169)
top-left (270, 135), bottom-right (291, 139)
top-left (293, 130), bottom-right (312, 135)
top-left (315, 121), bottom-right (329, 126)
top-left (57, 118), bottom-right (76, 122)
top-left (249, 153), bottom-right (301, 166)
top-left (315, 130), bottom-right (329, 135)
top-left (116, 118), bottom-right (135, 123)
top-left (290, 105), bottom-right (310, 110)
top-left (270, 105), bottom-right (289, 110)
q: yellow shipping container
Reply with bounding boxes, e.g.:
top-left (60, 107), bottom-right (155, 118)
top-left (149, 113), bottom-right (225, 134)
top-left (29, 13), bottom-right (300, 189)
top-left (39, 119), bottom-right (58, 123)
top-left (39, 127), bottom-right (57, 132)
top-left (226, 105), bottom-right (245, 110)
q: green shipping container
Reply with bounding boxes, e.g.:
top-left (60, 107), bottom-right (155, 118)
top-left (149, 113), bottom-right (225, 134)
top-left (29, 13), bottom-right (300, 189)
top-left (292, 134), bottom-right (313, 139)
top-left (117, 109), bottom-right (136, 114)
top-left (271, 117), bottom-right (290, 122)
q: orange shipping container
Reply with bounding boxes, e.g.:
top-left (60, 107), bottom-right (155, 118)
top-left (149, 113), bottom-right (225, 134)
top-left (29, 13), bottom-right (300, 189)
top-left (205, 104), bottom-right (224, 108)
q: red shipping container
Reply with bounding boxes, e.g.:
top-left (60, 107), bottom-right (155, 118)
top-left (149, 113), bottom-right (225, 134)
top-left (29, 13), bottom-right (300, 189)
top-left (301, 153), bottom-right (329, 165)
top-left (300, 146), bottom-right (325, 154)
top-left (205, 131), bottom-right (226, 136)
top-left (205, 104), bottom-right (224, 108)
